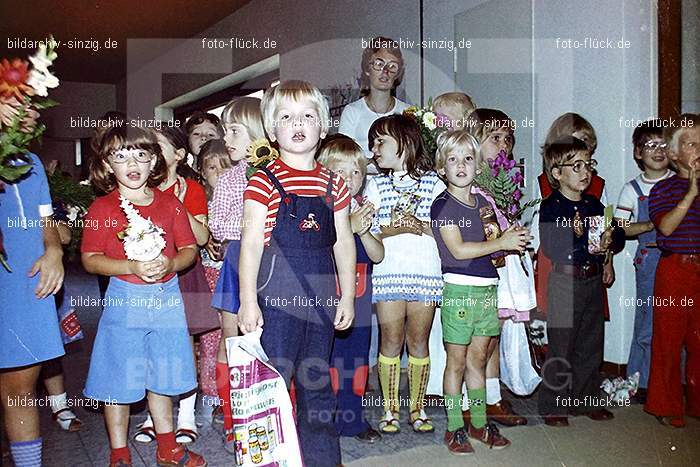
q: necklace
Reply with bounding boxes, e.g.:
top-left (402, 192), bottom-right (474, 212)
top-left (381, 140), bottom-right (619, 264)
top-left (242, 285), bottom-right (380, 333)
top-left (366, 96), bottom-right (394, 115)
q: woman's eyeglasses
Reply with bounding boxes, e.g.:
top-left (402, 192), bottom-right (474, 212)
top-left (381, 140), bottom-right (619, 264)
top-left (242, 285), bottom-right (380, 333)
top-left (109, 149), bottom-right (153, 164)
top-left (557, 159), bottom-right (598, 173)
top-left (370, 58), bottom-right (400, 74)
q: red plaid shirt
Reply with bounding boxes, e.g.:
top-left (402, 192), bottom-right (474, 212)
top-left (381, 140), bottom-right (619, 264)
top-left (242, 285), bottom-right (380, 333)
top-left (208, 160), bottom-right (248, 241)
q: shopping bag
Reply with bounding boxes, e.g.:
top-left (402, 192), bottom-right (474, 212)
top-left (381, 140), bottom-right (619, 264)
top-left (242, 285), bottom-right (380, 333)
top-left (226, 329), bottom-right (303, 467)
top-left (499, 320), bottom-right (541, 396)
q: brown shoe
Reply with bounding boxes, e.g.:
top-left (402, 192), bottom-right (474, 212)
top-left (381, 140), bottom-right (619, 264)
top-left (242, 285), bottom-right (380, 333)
top-left (467, 423), bottom-right (511, 449)
top-left (585, 409), bottom-right (614, 421)
top-left (543, 415), bottom-right (569, 427)
top-left (487, 400), bottom-right (528, 426)
top-left (444, 427), bottom-right (474, 455)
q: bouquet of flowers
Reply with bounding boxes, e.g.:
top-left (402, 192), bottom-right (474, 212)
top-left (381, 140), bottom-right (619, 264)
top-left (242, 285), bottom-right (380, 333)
top-left (48, 170), bottom-right (94, 259)
top-left (0, 38), bottom-right (59, 271)
top-left (474, 150), bottom-right (540, 224)
top-left (245, 138), bottom-right (279, 179)
top-left (117, 196), bottom-right (166, 262)
top-left (403, 98), bottom-right (451, 157)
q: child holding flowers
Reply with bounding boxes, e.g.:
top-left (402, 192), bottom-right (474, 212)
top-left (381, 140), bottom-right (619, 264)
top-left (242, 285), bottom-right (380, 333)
top-left (364, 114), bottom-right (445, 434)
top-left (432, 129), bottom-right (529, 453)
top-left (81, 126), bottom-right (205, 466)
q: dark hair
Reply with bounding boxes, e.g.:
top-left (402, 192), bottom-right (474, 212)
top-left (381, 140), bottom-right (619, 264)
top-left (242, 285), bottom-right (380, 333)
top-left (368, 114), bottom-right (433, 180)
top-left (543, 136), bottom-right (590, 190)
top-left (157, 126), bottom-right (199, 179)
top-left (185, 111), bottom-right (224, 138)
top-left (198, 139), bottom-right (232, 196)
top-left (89, 126), bottom-right (167, 194)
top-left (632, 119), bottom-right (665, 170)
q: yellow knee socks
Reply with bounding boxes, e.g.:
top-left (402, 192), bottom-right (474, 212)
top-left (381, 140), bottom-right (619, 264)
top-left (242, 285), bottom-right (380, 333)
top-left (378, 354), bottom-right (401, 413)
top-left (408, 355), bottom-right (430, 413)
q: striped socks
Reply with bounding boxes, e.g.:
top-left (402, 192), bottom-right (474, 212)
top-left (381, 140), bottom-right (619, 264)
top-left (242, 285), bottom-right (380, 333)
top-left (408, 355), bottom-right (430, 413)
top-left (10, 438), bottom-right (42, 467)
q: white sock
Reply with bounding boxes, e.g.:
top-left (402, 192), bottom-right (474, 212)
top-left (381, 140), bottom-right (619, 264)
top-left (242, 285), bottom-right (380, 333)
top-left (486, 378), bottom-right (502, 405)
top-left (178, 393), bottom-right (197, 428)
top-left (48, 392), bottom-right (68, 414)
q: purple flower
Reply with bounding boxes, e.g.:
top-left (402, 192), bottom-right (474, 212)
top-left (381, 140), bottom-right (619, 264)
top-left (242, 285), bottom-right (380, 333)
top-left (491, 167), bottom-right (500, 177)
top-left (512, 170), bottom-right (524, 185)
top-left (513, 189), bottom-right (523, 201)
top-left (508, 204), bottom-right (518, 215)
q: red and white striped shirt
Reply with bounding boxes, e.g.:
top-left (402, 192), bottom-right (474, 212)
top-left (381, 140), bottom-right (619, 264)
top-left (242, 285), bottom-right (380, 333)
top-left (244, 158), bottom-right (350, 244)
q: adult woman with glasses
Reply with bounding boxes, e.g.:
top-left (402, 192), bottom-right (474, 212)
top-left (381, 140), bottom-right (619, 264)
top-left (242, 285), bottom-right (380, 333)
top-left (339, 36), bottom-right (410, 175)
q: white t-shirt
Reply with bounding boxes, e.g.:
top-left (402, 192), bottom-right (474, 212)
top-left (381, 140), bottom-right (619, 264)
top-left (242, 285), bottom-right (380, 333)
top-left (614, 170), bottom-right (673, 221)
top-left (338, 97), bottom-right (410, 159)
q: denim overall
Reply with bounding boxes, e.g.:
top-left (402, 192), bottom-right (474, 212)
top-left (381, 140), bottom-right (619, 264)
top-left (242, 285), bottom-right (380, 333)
top-left (627, 179), bottom-right (662, 388)
top-left (331, 232), bottom-right (372, 436)
top-left (257, 167), bottom-right (340, 466)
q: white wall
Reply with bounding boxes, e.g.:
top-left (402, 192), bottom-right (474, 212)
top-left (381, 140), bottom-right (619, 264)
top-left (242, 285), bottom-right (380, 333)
top-left (118, 0), bottom-right (421, 124)
top-left (424, 0), bottom-right (658, 364)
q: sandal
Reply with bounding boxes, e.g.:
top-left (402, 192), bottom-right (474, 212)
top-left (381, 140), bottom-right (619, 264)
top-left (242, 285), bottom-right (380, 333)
top-left (175, 427), bottom-right (198, 444)
top-left (53, 407), bottom-right (83, 432)
top-left (133, 421), bottom-right (156, 444)
top-left (378, 410), bottom-right (400, 434)
top-left (410, 409), bottom-right (435, 433)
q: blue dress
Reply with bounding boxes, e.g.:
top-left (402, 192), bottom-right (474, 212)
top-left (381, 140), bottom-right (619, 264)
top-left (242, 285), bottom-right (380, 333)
top-left (0, 153), bottom-right (64, 368)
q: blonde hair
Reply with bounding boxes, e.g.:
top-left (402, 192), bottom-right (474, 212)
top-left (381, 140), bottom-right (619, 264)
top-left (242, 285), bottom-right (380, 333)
top-left (221, 96), bottom-right (265, 141)
top-left (435, 130), bottom-right (481, 178)
top-left (543, 112), bottom-right (597, 153)
top-left (317, 134), bottom-right (367, 177)
top-left (261, 80), bottom-right (330, 140)
top-left (664, 113), bottom-right (700, 156)
top-left (433, 92), bottom-right (476, 122)
top-left (465, 108), bottom-right (516, 145)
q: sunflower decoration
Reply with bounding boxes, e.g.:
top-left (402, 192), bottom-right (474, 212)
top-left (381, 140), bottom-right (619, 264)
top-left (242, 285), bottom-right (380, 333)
top-left (245, 138), bottom-right (279, 178)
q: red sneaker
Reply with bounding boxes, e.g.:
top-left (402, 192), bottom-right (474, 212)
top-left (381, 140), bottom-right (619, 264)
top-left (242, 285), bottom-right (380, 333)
top-left (444, 427), bottom-right (474, 455)
top-left (468, 423), bottom-right (511, 450)
top-left (156, 445), bottom-right (207, 466)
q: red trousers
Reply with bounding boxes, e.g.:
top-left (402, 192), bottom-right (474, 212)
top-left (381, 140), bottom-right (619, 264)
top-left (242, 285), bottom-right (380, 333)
top-left (645, 253), bottom-right (700, 418)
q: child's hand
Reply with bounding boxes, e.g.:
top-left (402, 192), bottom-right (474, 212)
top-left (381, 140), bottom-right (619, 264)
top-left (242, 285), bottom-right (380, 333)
top-left (128, 259), bottom-right (161, 283)
top-left (600, 227), bottom-right (614, 251)
top-left (206, 238), bottom-right (225, 261)
top-left (334, 296), bottom-right (355, 331)
top-left (350, 202), bottom-right (375, 235)
top-left (29, 248), bottom-right (64, 298)
top-left (603, 260), bottom-right (615, 286)
top-left (147, 254), bottom-right (174, 281)
top-left (238, 301), bottom-right (264, 334)
top-left (396, 215), bottom-right (424, 235)
top-left (498, 225), bottom-right (531, 252)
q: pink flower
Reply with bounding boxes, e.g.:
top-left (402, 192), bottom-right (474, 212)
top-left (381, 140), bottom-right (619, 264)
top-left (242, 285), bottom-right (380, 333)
top-left (513, 189), bottom-right (522, 201)
top-left (508, 204), bottom-right (518, 215)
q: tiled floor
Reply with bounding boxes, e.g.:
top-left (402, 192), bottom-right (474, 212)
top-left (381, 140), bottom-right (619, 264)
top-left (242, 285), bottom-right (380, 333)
top-left (3, 264), bottom-right (699, 466)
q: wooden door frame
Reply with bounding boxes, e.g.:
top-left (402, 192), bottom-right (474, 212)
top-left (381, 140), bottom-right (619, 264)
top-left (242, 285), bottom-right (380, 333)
top-left (658, 0), bottom-right (682, 118)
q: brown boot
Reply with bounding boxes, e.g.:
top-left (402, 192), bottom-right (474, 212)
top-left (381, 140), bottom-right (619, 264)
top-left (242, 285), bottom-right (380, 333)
top-left (487, 400), bottom-right (527, 426)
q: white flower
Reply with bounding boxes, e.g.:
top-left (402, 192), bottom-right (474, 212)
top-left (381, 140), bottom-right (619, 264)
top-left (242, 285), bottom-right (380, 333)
top-left (27, 43), bottom-right (59, 97)
top-left (66, 205), bottom-right (81, 223)
top-left (79, 179), bottom-right (91, 186)
top-left (422, 111), bottom-right (437, 131)
top-left (119, 196), bottom-right (166, 261)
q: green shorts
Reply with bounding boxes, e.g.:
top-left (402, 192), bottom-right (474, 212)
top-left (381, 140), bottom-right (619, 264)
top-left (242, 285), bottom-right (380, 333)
top-left (440, 282), bottom-right (499, 345)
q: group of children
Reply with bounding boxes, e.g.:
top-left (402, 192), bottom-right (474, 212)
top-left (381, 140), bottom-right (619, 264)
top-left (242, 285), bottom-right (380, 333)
top-left (64, 35), bottom-right (697, 466)
top-left (74, 73), bottom-right (700, 466)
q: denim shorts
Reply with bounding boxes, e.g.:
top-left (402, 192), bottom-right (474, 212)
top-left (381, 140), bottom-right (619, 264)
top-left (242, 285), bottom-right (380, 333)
top-left (84, 276), bottom-right (197, 403)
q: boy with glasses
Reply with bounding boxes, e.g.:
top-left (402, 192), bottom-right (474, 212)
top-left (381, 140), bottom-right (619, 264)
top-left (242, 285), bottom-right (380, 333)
top-left (614, 120), bottom-right (672, 403)
top-left (537, 137), bottom-right (624, 427)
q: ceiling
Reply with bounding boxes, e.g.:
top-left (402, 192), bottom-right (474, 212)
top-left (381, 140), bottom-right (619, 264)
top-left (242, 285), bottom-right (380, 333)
top-left (0, 0), bottom-right (251, 84)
